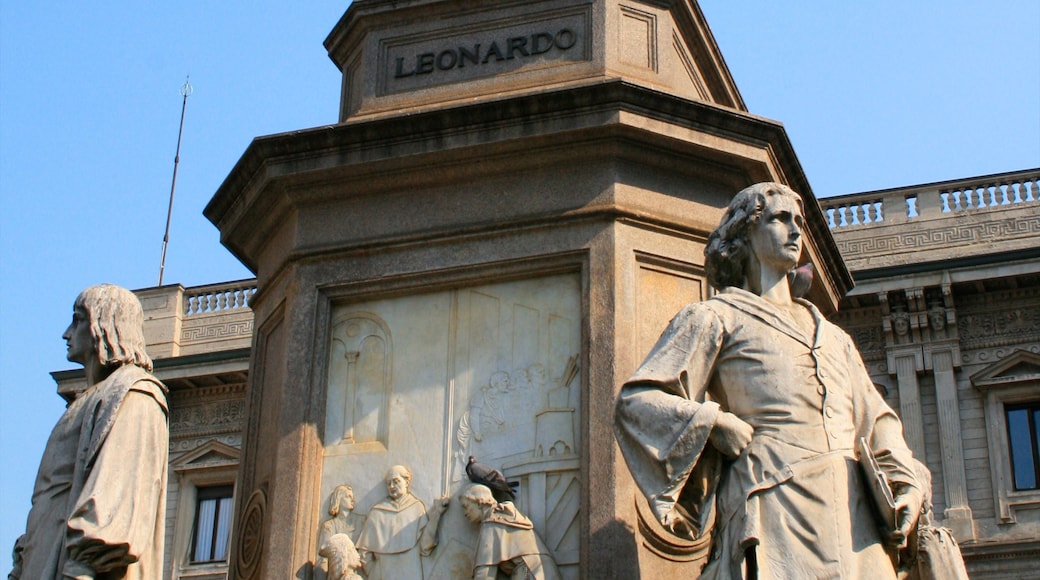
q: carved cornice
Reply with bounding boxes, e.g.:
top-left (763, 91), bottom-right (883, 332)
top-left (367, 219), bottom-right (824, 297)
top-left (170, 397), bottom-right (247, 437)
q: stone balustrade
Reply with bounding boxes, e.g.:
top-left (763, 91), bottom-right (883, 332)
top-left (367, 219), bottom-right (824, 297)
top-left (184, 280), bottom-right (257, 316)
top-left (136, 279), bottom-right (257, 359)
top-left (823, 169), bottom-right (1040, 230)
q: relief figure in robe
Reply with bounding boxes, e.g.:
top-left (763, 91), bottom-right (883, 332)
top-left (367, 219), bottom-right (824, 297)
top-left (10, 284), bottom-right (169, 580)
top-left (319, 484), bottom-right (366, 575)
top-left (615, 183), bottom-right (923, 579)
top-left (458, 484), bottom-right (561, 580)
top-left (355, 465), bottom-right (447, 579)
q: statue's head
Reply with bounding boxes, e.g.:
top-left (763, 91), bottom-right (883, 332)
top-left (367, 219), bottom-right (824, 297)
top-left (705, 182), bottom-right (804, 291)
top-left (385, 465), bottom-right (412, 500)
top-left (458, 483), bottom-right (496, 523)
top-left (65, 284), bottom-right (152, 372)
top-left (329, 484), bottom-right (355, 516)
top-left (490, 371), bottom-right (511, 392)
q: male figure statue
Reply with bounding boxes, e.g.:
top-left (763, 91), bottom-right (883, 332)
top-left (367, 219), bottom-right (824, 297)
top-left (459, 483), bottom-right (561, 580)
top-left (11, 284), bottom-right (169, 579)
top-left (615, 183), bottom-right (923, 578)
top-left (356, 465), bottom-right (448, 579)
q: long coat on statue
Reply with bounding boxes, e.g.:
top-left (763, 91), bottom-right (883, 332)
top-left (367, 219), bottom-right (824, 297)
top-left (615, 288), bottom-right (919, 579)
top-left (13, 364), bottom-right (168, 580)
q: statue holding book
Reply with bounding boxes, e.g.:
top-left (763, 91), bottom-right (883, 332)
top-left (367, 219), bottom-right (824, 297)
top-left (615, 183), bottom-right (924, 578)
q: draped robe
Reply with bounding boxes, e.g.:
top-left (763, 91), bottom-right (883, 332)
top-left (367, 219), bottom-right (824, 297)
top-left (472, 502), bottom-right (561, 580)
top-left (14, 364), bottom-right (168, 580)
top-left (356, 493), bottom-right (429, 580)
top-left (615, 288), bottom-right (919, 579)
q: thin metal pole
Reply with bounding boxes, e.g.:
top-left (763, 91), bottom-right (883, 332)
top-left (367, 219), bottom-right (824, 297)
top-left (158, 77), bottom-right (193, 286)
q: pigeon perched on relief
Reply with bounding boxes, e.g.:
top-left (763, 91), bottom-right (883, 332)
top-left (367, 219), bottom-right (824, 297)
top-left (465, 456), bottom-right (517, 503)
top-left (788, 263), bottom-right (814, 298)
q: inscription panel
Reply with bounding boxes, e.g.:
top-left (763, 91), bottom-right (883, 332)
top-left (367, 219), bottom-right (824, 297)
top-left (378, 7), bottom-right (591, 95)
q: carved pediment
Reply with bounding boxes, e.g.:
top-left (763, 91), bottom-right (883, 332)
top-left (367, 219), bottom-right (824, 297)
top-left (172, 440), bottom-right (241, 472)
top-left (971, 350), bottom-right (1040, 391)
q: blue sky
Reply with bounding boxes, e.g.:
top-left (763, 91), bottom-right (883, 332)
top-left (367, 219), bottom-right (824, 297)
top-left (1, 1), bottom-right (1037, 563)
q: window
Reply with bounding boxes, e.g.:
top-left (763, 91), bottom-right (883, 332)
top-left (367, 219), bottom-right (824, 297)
top-left (1006, 403), bottom-right (1040, 491)
top-left (972, 349), bottom-right (1040, 522)
top-left (191, 484), bottom-right (234, 563)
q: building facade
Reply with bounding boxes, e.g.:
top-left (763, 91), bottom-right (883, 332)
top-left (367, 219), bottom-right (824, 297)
top-left (43, 0), bottom-right (1037, 575)
top-left (823, 168), bottom-right (1040, 578)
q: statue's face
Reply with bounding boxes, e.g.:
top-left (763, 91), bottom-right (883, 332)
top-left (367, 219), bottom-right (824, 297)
top-left (63, 306), bottom-right (93, 365)
top-left (491, 372), bottom-right (511, 392)
top-left (386, 469), bottom-right (409, 500)
top-left (341, 488), bottom-right (355, 511)
top-left (930, 310), bottom-right (946, 331)
top-left (747, 194), bottom-right (804, 276)
top-left (462, 498), bottom-right (484, 523)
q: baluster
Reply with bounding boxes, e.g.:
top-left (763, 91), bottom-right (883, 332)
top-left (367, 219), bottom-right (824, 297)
top-left (850, 205), bottom-right (861, 225)
top-left (874, 200), bottom-right (884, 222)
top-left (1009, 182), bottom-right (1021, 204)
top-left (906, 196), bottom-right (919, 218)
top-left (838, 207), bottom-right (849, 227)
top-left (999, 183), bottom-right (1010, 205)
top-left (1028, 179), bottom-right (1038, 202)
top-left (826, 207), bottom-right (836, 228)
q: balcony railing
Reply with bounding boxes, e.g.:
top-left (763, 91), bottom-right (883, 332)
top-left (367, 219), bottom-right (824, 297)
top-left (183, 280), bottom-right (257, 316)
top-left (822, 169), bottom-right (1040, 230)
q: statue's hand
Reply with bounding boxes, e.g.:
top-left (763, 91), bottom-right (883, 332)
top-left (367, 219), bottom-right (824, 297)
top-left (889, 483), bottom-right (924, 547)
top-left (709, 412), bottom-right (753, 458)
top-left (434, 495), bottom-right (451, 514)
top-left (661, 509), bottom-right (696, 540)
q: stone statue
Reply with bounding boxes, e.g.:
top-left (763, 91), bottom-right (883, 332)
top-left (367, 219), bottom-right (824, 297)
top-left (10, 284), bottom-right (169, 579)
top-left (458, 484), bottom-right (561, 580)
top-left (615, 183), bottom-right (923, 578)
top-left (319, 485), bottom-right (366, 573)
top-left (355, 465), bottom-right (448, 579)
top-left (319, 533), bottom-right (364, 580)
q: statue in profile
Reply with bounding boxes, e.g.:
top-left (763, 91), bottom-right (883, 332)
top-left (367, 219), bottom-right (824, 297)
top-left (615, 183), bottom-right (924, 578)
top-left (458, 483), bottom-right (561, 580)
top-left (10, 284), bottom-right (169, 579)
top-left (355, 465), bottom-right (448, 579)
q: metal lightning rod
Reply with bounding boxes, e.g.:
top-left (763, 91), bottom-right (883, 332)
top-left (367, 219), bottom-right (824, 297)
top-left (158, 77), bottom-right (193, 286)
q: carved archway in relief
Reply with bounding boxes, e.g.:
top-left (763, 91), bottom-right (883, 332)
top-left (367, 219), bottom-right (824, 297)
top-left (326, 312), bottom-right (392, 448)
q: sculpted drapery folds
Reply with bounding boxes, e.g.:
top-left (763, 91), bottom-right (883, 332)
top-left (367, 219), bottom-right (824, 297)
top-left (11, 284), bottom-right (169, 580)
top-left (355, 465), bottom-right (448, 580)
top-left (615, 183), bottom-right (923, 579)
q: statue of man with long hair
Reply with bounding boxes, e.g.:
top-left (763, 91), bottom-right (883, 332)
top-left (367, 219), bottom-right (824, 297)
top-left (615, 183), bottom-right (923, 578)
top-left (10, 284), bottom-right (169, 580)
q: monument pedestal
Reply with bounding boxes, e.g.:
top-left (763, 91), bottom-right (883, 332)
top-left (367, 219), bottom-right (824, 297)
top-left (206, 1), bottom-right (847, 577)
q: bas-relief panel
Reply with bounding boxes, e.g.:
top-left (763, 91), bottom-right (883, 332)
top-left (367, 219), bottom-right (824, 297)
top-left (320, 273), bottom-right (582, 579)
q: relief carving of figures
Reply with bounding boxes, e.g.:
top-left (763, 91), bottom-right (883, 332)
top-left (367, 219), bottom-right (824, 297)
top-left (453, 372), bottom-right (508, 481)
top-left (319, 485), bottom-right (366, 574)
top-left (458, 484), bottom-right (561, 580)
top-left (356, 465), bottom-right (448, 580)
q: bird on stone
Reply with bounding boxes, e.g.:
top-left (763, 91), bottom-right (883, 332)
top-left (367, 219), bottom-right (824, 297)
top-left (465, 456), bottom-right (517, 503)
top-left (788, 262), bottom-right (814, 298)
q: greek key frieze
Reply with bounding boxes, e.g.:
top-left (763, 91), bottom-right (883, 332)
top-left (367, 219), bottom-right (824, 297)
top-left (181, 319), bottom-right (254, 343)
top-left (836, 214), bottom-right (1040, 258)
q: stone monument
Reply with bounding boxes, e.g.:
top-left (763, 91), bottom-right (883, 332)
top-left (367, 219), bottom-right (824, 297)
top-left (615, 183), bottom-right (924, 577)
top-left (204, 1), bottom-right (850, 577)
top-left (10, 284), bottom-right (169, 579)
